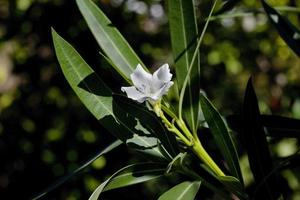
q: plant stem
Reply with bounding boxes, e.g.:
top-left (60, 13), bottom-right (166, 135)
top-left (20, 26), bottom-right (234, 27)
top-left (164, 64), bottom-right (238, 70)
top-left (153, 101), bottom-right (225, 177)
top-left (175, 117), bottom-right (224, 176)
top-left (161, 105), bottom-right (194, 140)
top-left (153, 102), bottom-right (192, 146)
top-left (192, 138), bottom-right (225, 177)
top-left (176, 119), bottom-right (194, 140)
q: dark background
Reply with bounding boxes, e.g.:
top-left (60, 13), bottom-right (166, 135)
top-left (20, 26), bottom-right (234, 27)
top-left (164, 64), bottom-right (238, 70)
top-left (1, 0), bottom-right (300, 199)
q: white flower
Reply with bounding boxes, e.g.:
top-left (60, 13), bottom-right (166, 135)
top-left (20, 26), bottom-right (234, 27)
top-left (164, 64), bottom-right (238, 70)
top-left (121, 63), bottom-right (174, 103)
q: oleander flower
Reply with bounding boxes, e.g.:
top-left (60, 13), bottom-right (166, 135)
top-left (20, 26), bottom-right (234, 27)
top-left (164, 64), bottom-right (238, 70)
top-left (121, 63), bottom-right (174, 103)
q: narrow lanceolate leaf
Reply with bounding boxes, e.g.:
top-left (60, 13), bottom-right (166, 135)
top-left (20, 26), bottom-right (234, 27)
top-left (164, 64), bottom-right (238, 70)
top-left (158, 181), bottom-right (201, 200)
top-left (218, 176), bottom-right (248, 200)
top-left (262, 0), bottom-right (300, 57)
top-left (89, 163), bottom-right (166, 200)
top-left (76, 0), bottom-right (145, 82)
top-left (242, 77), bottom-right (282, 199)
top-left (215, 0), bottom-right (242, 15)
top-left (227, 114), bottom-right (300, 138)
top-left (52, 29), bottom-right (164, 159)
top-left (113, 95), bottom-right (179, 159)
top-left (52, 29), bottom-right (113, 120)
top-left (32, 140), bottom-right (122, 200)
top-left (103, 163), bottom-right (166, 191)
top-left (260, 115), bottom-right (300, 138)
top-left (166, 153), bottom-right (231, 199)
top-left (168, 0), bottom-right (200, 133)
top-left (200, 94), bottom-right (243, 184)
top-left (252, 151), bottom-right (300, 200)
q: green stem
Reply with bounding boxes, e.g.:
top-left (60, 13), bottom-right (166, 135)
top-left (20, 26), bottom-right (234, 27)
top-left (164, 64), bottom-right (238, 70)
top-left (192, 139), bottom-right (225, 177)
top-left (161, 105), bottom-right (195, 141)
top-left (180, 168), bottom-right (230, 198)
top-left (153, 102), bottom-right (192, 146)
top-left (153, 101), bottom-right (225, 177)
top-left (176, 119), bottom-right (194, 140)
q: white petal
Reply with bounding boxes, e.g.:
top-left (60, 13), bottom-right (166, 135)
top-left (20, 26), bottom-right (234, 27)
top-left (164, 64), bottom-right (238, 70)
top-left (153, 64), bottom-right (172, 83)
top-left (151, 79), bottom-right (165, 93)
top-left (130, 64), bottom-right (152, 94)
top-left (121, 86), bottom-right (147, 103)
top-left (151, 64), bottom-right (173, 92)
top-left (150, 81), bottom-right (174, 101)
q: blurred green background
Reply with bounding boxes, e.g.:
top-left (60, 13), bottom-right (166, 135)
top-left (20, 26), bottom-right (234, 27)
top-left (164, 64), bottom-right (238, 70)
top-left (0, 0), bottom-right (300, 199)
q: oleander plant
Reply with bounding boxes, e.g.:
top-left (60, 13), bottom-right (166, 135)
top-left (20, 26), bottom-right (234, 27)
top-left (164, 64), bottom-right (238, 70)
top-left (38, 0), bottom-right (300, 199)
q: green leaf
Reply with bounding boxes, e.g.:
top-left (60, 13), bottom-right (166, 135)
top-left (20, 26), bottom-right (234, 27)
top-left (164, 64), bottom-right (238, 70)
top-left (261, 0), bottom-right (300, 57)
top-left (158, 181), bottom-right (201, 200)
top-left (166, 153), bottom-right (231, 199)
top-left (52, 29), bottom-right (112, 120)
top-left (253, 149), bottom-right (300, 199)
top-left (216, 0), bottom-right (242, 15)
top-left (218, 176), bottom-right (248, 200)
top-left (200, 94), bottom-right (243, 183)
top-left (168, 0), bottom-right (200, 133)
top-left (113, 94), bottom-right (179, 159)
top-left (104, 163), bottom-right (166, 191)
top-left (227, 114), bottom-right (300, 138)
top-left (32, 140), bottom-right (122, 200)
top-left (76, 0), bottom-right (145, 82)
top-left (89, 163), bottom-right (166, 200)
top-left (260, 115), bottom-right (300, 138)
top-left (242, 77), bottom-right (282, 199)
top-left (52, 29), bottom-right (164, 159)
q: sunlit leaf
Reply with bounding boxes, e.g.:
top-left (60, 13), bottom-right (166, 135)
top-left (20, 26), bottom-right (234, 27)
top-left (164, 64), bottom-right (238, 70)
top-left (52, 29), bottom-right (165, 159)
top-left (104, 163), bottom-right (166, 191)
top-left (158, 181), bottom-right (201, 200)
top-left (89, 163), bottom-right (166, 200)
top-left (200, 94), bottom-right (242, 183)
top-left (168, 0), bottom-right (200, 133)
top-left (76, 0), bottom-right (145, 82)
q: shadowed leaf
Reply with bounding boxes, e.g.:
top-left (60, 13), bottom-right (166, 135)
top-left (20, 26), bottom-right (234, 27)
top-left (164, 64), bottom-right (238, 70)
top-left (242, 77), bottom-right (281, 199)
top-left (216, 0), bottom-right (242, 15)
top-left (166, 153), bottom-right (232, 199)
top-left (262, 0), bottom-right (300, 57)
top-left (227, 114), bottom-right (300, 138)
top-left (252, 150), bottom-right (300, 200)
top-left (200, 94), bottom-right (242, 183)
top-left (113, 94), bottom-right (180, 159)
top-left (218, 176), bottom-right (248, 200)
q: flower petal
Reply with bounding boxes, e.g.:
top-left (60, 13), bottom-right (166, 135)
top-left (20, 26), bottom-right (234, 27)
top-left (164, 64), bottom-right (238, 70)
top-left (130, 64), bottom-right (152, 94)
top-left (150, 81), bottom-right (174, 101)
top-left (151, 64), bottom-right (173, 92)
top-left (121, 86), bottom-right (147, 103)
top-left (153, 64), bottom-right (172, 83)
